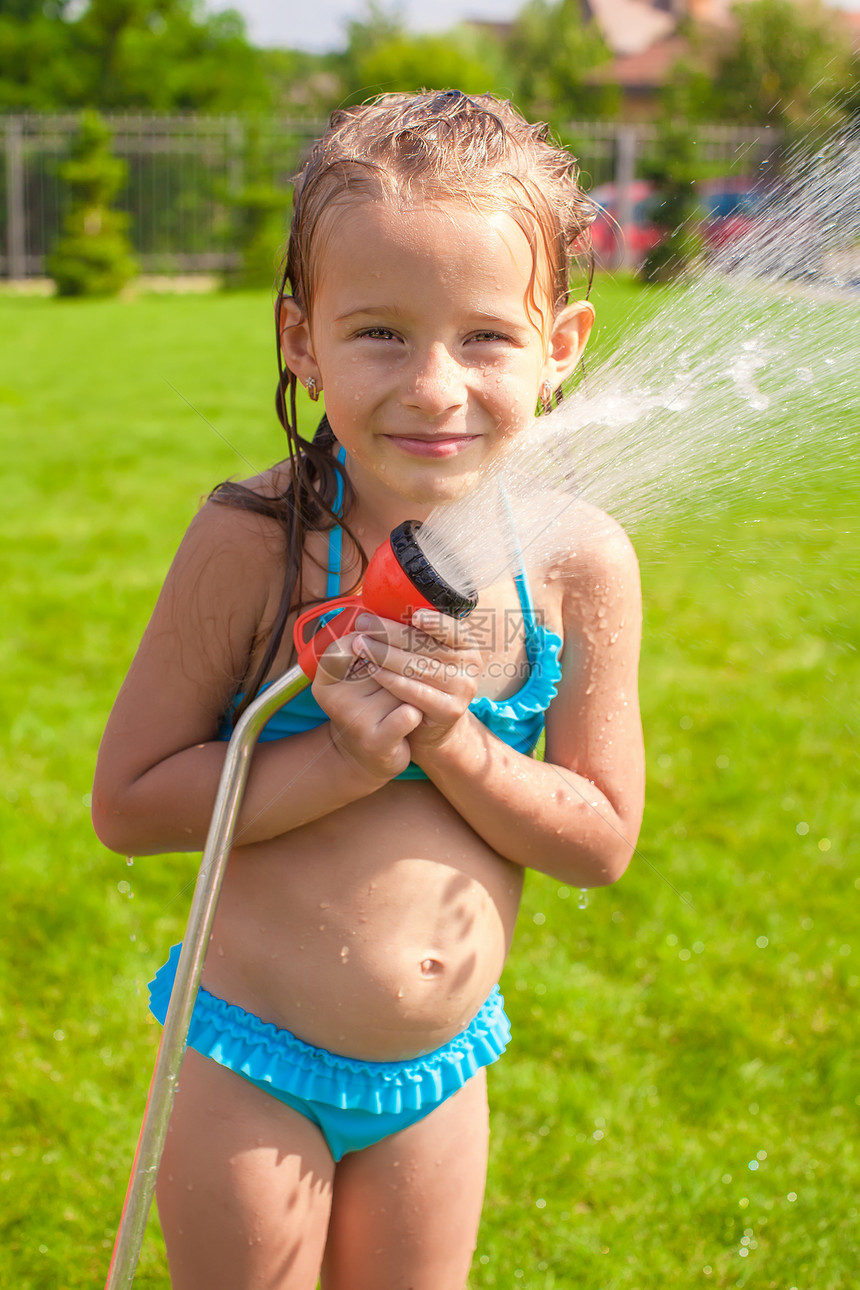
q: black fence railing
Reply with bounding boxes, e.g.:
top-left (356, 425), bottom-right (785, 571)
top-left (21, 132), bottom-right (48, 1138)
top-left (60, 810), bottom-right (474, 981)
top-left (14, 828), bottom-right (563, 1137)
top-left (1, 114), bottom-right (780, 278)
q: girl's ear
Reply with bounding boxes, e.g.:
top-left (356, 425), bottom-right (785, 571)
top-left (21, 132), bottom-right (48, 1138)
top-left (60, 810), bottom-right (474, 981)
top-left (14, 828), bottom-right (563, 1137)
top-left (543, 300), bottom-right (595, 389)
top-left (278, 297), bottom-right (320, 389)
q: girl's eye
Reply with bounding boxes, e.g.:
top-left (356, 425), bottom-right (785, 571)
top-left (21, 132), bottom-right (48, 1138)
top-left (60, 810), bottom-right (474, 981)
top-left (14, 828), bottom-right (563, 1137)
top-left (357, 327), bottom-right (397, 340)
top-left (470, 330), bottom-right (509, 344)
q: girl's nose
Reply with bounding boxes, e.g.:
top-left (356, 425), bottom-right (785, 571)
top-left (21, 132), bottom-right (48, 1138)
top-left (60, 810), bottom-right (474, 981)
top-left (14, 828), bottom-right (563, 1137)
top-left (403, 344), bottom-right (467, 418)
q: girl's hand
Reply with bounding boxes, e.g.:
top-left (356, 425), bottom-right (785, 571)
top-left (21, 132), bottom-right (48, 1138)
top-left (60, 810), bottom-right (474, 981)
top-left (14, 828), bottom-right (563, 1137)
top-left (312, 631), bottom-right (425, 781)
top-left (348, 610), bottom-right (483, 756)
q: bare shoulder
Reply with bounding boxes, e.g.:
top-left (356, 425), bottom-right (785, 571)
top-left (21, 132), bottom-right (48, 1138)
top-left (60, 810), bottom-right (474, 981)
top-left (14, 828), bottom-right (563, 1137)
top-left (137, 469), bottom-right (293, 690)
top-left (174, 462), bottom-right (292, 593)
top-left (217, 456), bottom-right (293, 504)
top-left (551, 501), bottom-right (640, 609)
top-left (179, 481), bottom-right (286, 572)
top-left (96, 474), bottom-right (291, 782)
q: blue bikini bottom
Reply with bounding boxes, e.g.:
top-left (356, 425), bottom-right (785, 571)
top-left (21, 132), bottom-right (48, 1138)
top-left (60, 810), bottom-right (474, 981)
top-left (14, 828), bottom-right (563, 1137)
top-left (149, 943), bottom-right (511, 1162)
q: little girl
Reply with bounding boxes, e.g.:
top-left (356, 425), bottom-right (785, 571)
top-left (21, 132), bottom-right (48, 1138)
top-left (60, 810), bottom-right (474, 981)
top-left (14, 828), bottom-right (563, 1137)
top-left (94, 90), bottom-right (644, 1290)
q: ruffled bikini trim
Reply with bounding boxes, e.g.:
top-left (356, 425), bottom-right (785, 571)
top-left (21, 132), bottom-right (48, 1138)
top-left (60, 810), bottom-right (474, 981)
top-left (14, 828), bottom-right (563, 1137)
top-left (148, 944), bottom-right (511, 1115)
top-left (469, 624), bottom-right (563, 749)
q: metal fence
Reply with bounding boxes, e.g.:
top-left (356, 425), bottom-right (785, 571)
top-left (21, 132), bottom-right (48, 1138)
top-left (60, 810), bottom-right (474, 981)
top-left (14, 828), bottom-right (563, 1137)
top-left (1, 114), bottom-right (780, 278)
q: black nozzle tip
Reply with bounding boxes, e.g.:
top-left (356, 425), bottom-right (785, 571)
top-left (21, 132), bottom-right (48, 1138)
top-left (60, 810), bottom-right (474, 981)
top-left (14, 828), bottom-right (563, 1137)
top-left (390, 520), bottom-right (478, 619)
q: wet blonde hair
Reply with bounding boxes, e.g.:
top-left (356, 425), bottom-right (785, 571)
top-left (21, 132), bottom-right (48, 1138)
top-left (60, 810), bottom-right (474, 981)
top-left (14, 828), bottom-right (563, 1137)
top-left (285, 89), bottom-right (596, 325)
top-left (216, 91), bottom-right (596, 701)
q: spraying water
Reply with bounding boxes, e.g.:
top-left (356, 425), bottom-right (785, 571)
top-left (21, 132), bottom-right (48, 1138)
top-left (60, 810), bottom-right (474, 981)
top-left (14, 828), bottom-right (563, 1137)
top-left (417, 133), bottom-right (859, 592)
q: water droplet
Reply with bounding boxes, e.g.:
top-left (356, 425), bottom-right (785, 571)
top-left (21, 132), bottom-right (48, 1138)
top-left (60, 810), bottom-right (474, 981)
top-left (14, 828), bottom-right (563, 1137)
top-left (578, 889), bottom-right (589, 910)
top-left (126, 856), bottom-right (134, 866)
top-left (339, 945), bottom-right (350, 962)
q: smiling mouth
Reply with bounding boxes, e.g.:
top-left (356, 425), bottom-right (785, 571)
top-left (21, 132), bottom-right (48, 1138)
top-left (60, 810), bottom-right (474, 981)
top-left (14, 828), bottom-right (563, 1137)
top-left (386, 434), bottom-right (479, 458)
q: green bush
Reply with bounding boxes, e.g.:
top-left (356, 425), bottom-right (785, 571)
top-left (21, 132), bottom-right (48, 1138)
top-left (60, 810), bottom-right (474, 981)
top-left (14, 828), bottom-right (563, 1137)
top-left (47, 110), bottom-right (138, 298)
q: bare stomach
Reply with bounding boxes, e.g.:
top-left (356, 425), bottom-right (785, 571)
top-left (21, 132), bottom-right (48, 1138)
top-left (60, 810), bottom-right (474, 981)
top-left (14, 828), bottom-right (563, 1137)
top-left (200, 781), bottom-right (523, 1062)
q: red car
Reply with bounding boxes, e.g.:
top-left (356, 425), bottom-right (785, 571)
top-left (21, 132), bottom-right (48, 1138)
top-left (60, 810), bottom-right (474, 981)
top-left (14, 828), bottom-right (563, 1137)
top-left (588, 177), bottom-right (762, 268)
top-left (588, 179), bottom-right (664, 267)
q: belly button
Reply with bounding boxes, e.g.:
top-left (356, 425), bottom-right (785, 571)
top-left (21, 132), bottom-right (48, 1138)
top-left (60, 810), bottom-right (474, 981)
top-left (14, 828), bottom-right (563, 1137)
top-left (420, 958), bottom-right (443, 976)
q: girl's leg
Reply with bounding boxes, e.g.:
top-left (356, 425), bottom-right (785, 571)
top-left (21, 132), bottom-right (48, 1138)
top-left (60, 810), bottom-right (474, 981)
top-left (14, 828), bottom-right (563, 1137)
top-left (321, 1068), bottom-right (490, 1290)
top-left (156, 1048), bottom-right (336, 1290)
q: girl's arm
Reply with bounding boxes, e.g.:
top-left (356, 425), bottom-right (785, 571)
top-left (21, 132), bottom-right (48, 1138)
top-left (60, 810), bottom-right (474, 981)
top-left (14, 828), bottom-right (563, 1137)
top-left (92, 501), bottom-right (417, 856)
top-left (352, 521), bottom-right (645, 887)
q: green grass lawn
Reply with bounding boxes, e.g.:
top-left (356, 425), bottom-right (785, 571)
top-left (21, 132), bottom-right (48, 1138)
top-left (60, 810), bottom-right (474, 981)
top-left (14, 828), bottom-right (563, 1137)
top-left (0, 278), bottom-right (857, 1289)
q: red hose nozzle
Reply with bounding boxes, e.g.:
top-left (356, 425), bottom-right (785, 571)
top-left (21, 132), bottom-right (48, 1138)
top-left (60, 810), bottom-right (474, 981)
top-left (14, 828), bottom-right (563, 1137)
top-left (293, 520), bottom-right (477, 680)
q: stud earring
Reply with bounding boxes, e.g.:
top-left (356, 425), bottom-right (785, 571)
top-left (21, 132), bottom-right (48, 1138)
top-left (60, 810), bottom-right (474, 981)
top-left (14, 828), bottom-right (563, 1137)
top-left (305, 376), bottom-right (320, 402)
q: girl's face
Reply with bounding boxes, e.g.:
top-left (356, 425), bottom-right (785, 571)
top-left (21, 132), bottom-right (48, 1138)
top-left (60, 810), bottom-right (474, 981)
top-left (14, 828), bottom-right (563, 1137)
top-left (281, 198), bottom-right (593, 516)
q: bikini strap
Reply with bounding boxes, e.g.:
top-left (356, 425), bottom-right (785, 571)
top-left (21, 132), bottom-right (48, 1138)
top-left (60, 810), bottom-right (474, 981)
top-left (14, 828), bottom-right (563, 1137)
top-left (500, 486), bottom-right (539, 651)
top-left (326, 446), bottom-right (346, 599)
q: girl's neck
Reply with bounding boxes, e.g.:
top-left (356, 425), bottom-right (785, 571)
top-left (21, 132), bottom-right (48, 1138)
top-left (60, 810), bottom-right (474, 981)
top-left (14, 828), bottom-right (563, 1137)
top-left (341, 456), bottom-right (435, 553)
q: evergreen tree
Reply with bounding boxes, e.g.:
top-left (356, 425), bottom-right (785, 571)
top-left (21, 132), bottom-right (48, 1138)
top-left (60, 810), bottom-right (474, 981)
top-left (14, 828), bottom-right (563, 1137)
top-left (47, 111), bottom-right (138, 297)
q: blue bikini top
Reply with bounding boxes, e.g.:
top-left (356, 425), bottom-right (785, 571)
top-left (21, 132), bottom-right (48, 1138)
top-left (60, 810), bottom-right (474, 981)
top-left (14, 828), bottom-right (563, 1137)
top-left (219, 451), bottom-right (563, 779)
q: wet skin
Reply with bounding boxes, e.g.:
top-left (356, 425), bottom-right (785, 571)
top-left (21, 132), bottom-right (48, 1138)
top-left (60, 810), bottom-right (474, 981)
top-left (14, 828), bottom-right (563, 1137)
top-left (200, 569), bottom-right (546, 1061)
top-left (198, 198), bottom-right (593, 1059)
